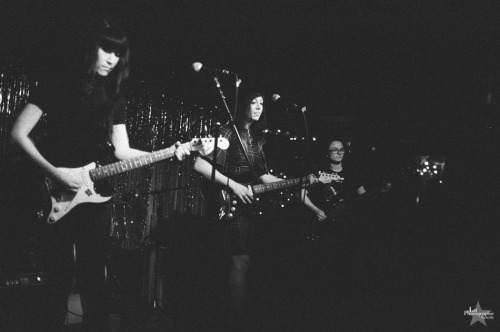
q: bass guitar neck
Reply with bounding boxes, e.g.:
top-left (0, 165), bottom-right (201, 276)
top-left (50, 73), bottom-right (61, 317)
top-left (218, 175), bottom-right (311, 221)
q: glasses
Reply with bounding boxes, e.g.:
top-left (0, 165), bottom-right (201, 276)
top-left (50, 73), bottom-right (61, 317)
top-left (329, 149), bottom-right (345, 154)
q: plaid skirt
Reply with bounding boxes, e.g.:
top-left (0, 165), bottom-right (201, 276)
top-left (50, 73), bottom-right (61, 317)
top-left (223, 211), bottom-right (262, 256)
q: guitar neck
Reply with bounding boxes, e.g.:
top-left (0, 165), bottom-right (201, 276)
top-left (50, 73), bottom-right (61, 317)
top-left (90, 145), bottom-right (177, 181)
top-left (251, 176), bottom-right (308, 195)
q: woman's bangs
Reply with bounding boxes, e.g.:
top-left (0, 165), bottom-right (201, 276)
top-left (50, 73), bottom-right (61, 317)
top-left (249, 92), bottom-right (263, 101)
top-left (99, 35), bottom-right (128, 56)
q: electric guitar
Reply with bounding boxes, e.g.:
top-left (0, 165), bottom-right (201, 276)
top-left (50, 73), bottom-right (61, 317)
top-left (298, 166), bottom-right (414, 242)
top-left (324, 182), bottom-right (391, 221)
top-left (317, 171), bottom-right (344, 184)
top-left (216, 172), bottom-right (335, 221)
top-left (298, 178), bottom-right (392, 243)
top-left (43, 137), bottom-right (229, 224)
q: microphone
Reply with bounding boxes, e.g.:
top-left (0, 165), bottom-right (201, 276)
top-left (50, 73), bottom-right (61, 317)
top-left (192, 62), bottom-right (235, 75)
top-left (272, 94), bottom-right (299, 109)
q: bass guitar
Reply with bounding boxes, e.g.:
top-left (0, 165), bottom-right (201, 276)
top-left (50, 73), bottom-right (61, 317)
top-left (298, 179), bottom-right (392, 243)
top-left (325, 182), bottom-right (390, 221)
top-left (216, 172), bottom-right (334, 221)
top-left (43, 137), bottom-right (229, 224)
top-left (306, 171), bottom-right (392, 222)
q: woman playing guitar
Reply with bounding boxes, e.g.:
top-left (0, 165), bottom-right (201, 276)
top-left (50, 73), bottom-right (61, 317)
top-left (10, 18), bottom-right (190, 331)
top-left (193, 91), bottom-right (284, 327)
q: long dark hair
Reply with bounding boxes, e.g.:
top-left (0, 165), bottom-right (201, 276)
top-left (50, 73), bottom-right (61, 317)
top-left (79, 18), bottom-right (130, 142)
top-left (235, 92), bottom-right (267, 145)
top-left (82, 17), bottom-right (130, 99)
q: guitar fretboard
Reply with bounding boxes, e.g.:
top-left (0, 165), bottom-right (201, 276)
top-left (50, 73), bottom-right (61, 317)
top-left (251, 176), bottom-right (308, 195)
top-left (90, 146), bottom-right (177, 181)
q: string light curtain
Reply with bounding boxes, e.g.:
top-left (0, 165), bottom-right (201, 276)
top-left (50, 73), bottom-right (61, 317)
top-left (0, 62), bottom-right (215, 250)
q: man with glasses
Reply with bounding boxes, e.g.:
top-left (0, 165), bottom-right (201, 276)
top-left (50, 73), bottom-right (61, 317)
top-left (298, 138), bottom-right (370, 327)
top-left (300, 139), bottom-right (366, 222)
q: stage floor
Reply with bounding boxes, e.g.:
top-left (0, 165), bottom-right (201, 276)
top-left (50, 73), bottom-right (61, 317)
top-left (2, 181), bottom-right (499, 331)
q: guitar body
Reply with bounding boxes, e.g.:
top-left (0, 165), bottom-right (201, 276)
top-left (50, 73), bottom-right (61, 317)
top-left (44, 163), bottom-right (112, 224)
top-left (217, 188), bottom-right (245, 221)
top-left (299, 183), bottom-right (389, 243)
top-left (294, 197), bottom-right (361, 244)
top-left (324, 199), bottom-right (353, 221)
top-left (217, 186), bottom-right (276, 221)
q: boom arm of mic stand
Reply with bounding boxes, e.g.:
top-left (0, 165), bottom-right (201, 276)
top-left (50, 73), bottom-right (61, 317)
top-left (301, 107), bottom-right (309, 144)
top-left (233, 77), bottom-right (242, 121)
top-left (211, 122), bottom-right (220, 183)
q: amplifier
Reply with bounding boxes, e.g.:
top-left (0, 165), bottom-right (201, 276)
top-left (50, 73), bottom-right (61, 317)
top-left (0, 270), bottom-right (48, 331)
top-left (1, 271), bottom-right (45, 288)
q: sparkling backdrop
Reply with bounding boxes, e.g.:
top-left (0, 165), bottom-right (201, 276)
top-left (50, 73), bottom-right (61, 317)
top-left (0, 60), bottom-right (216, 250)
top-left (0, 58), bottom-right (32, 153)
top-left (0, 57), bottom-right (313, 253)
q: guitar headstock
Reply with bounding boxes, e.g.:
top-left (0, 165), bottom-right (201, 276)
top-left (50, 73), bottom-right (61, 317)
top-left (189, 137), bottom-right (230, 156)
top-left (317, 171), bottom-right (344, 184)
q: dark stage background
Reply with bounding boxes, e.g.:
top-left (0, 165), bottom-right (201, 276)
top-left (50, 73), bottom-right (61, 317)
top-left (1, 1), bottom-right (500, 331)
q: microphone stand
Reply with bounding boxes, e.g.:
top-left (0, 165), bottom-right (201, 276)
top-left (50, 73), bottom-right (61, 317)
top-left (300, 106), bottom-right (309, 145)
top-left (232, 77), bottom-right (242, 121)
top-left (212, 76), bottom-right (258, 181)
top-left (211, 122), bottom-right (220, 183)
